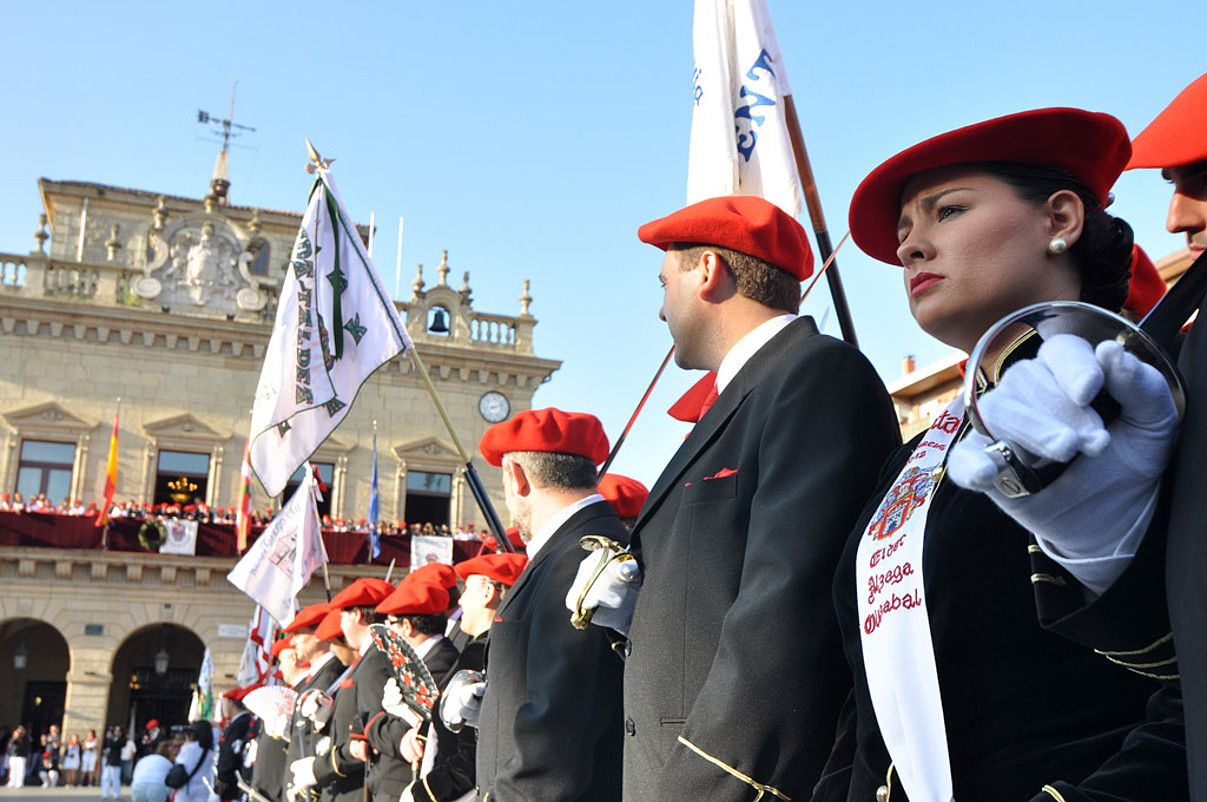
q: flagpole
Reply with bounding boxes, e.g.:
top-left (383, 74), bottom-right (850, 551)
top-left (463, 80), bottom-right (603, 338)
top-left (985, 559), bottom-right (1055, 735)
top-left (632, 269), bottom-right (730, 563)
top-left (782, 94), bottom-right (858, 347)
top-left (406, 348), bottom-right (515, 553)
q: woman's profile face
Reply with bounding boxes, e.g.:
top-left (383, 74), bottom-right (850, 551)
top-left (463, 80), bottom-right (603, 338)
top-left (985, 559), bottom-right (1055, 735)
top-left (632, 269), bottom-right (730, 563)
top-left (895, 166), bottom-right (1081, 351)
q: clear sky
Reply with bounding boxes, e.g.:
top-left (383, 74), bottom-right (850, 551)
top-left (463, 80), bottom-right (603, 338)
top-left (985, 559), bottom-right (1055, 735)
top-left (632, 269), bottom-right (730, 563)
top-left (0, 1), bottom-right (1200, 487)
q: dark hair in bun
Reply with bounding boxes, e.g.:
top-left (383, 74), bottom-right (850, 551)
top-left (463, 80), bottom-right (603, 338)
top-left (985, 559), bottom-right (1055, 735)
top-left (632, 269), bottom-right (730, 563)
top-left (975, 162), bottom-right (1133, 312)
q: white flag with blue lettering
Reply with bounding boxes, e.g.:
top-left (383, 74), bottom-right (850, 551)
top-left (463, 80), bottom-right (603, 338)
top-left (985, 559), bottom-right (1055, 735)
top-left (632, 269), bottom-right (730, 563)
top-left (249, 169), bottom-right (412, 497)
top-left (687, 0), bottom-right (801, 218)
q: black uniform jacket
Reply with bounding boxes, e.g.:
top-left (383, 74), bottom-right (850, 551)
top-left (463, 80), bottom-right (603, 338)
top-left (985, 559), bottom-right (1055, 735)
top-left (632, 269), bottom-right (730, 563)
top-left (362, 636), bottom-right (460, 779)
top-left (282, 654), bottom-right (347, 802)
top-left (1031, 318), bottom-right (1207, 800)
top-left (312, 648), bottom-right (393, 802)
top-left (214, 710), bottom-right (253, 799)
top-left (477, 499), bottom-right (627, 801)
top-left (624, 316), bottom-right (900, 802)
top-left (414, 633), bottom-right (487, 802)
top-left (814, 430), bottom-right (1163, 802)
top-left (255, 670), bottom-right (321, 802)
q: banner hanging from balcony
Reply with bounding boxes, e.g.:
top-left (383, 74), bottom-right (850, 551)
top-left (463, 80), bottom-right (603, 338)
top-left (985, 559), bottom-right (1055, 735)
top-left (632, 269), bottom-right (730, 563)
top-left (248, 169), bottom-right (412, 497)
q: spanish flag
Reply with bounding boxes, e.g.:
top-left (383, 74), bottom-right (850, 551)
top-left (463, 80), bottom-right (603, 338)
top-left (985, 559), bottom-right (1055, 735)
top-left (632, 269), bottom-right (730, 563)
top-left (96, 411), bottom-right (118, 527)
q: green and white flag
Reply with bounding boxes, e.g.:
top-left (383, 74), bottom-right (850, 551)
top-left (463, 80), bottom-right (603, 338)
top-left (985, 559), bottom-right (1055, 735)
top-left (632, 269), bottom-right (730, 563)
top-left (249, 169), bottom-right (412, 497)
top-left (188, 646), bottom-right (215, 721)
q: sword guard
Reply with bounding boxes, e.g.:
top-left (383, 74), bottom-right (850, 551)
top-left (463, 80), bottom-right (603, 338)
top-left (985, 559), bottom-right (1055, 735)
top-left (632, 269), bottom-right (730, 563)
top-left (570, 536), bottom-right (632, 630)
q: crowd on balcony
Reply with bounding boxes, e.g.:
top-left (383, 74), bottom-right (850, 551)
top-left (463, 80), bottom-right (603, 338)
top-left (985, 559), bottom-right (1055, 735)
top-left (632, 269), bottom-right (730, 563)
top-left (0, 492), bottom-right (490, 540)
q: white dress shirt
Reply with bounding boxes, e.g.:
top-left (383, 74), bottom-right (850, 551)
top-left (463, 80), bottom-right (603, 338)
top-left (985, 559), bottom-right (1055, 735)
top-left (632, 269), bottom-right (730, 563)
top-left (525, 494), bottom-right (605, 561)
top-left (715, 314), bottom-right (797, 395)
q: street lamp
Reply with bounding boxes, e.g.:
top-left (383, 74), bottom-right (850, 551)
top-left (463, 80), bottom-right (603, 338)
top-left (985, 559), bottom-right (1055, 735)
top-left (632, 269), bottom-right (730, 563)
top-left (154, 645), bottom-right (169, 676)
top-left (13, 640), bottom-right (28, 671)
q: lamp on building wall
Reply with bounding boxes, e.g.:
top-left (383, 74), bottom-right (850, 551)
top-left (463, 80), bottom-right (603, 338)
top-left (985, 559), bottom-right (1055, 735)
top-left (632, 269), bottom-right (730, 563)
top-left (13, 640), bottom-right (29, 671)
top-left (154, 645), bottom-right (170, 675)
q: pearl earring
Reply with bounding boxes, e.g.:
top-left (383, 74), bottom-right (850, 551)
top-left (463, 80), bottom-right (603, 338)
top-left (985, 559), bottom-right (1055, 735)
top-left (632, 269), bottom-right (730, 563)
top-left (1048, 237), bottom-right (1068, 255)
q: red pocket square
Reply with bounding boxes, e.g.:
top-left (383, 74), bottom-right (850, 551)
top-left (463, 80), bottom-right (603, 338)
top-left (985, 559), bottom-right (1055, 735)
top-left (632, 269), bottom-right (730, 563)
top-left (685, 467), bottom-right (738, 487)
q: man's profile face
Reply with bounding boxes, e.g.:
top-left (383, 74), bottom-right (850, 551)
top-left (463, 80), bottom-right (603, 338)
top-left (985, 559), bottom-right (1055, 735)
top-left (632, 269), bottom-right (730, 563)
top-left (658, 250), bottom-right (707, 369)
top-left (1163, 159), bottom-right (1207, 261)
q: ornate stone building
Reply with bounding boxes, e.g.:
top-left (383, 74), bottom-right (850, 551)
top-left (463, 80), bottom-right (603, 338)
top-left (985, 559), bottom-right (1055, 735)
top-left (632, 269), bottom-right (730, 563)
top-left (0, 167), bottom-right (560, 739)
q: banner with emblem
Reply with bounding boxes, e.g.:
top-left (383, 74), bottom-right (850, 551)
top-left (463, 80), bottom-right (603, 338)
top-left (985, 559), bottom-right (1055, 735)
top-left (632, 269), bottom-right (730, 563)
top-left (159, 518), bottom-right (198, 556)
top-left (227, 468), bottom-right (327, 626)
top-left (686, 0), bottom-right (801, 217)
top-left (248, 169), bottom-right (413, 497)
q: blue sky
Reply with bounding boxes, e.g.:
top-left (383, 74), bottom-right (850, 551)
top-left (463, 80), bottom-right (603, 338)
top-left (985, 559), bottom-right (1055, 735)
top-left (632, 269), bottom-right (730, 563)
top-left (0, 2), bottom-right (1200, 486)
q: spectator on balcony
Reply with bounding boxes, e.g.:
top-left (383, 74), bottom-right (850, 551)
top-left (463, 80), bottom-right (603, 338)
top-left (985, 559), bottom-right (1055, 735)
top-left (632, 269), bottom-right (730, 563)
top-left (10, 492), bottom-right (24, 513)
top-left (0, 492), bottom-right (10, 511)
top-left (68, 499), bottom-right (86, 515)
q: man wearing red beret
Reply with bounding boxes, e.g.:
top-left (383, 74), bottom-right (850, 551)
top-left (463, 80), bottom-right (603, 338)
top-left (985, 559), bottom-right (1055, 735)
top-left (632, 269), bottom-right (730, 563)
top-left (951, 73), bottom-right (1207, 799)
top-left (214, 687), bottom-right (255, 800)
top-left (597, 473), bottom-right (649, 531)
top-left (274, 604), bottom-right (347, 802)
top-left (290, 578), bottom-right (397, 802)
top-left (598, 195), bottom-right (898, 802)
top-left (471, 407), bottom-right (629, 801)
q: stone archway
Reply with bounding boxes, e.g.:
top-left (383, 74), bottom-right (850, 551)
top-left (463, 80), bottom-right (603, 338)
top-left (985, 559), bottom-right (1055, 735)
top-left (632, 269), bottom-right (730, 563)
top-left (105, 623), bottom-right (204, 736)
top-left (0, 618), bottom-right (71, 742)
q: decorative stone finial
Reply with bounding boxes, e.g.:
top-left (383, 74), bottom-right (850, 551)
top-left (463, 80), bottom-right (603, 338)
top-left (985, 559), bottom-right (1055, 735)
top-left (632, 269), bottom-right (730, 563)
top-left (460, 271), bottom-right (471, 295)
top-left (153, 196), bottom-right (169, 231)
top-left (248, 209), bottom-right (261, 235)
top-left (411, 263), bottom-right (425, 297)
top-left (519, 279), bottom-right (532, 316)
top-left (436, 249), bottom-right (450, 286)
top-left (105, 224), bottom-right (123, 262)
top-left (203, 194), bottom-right (217, 214)
top-left (33, 214), bottom-right (49, 255)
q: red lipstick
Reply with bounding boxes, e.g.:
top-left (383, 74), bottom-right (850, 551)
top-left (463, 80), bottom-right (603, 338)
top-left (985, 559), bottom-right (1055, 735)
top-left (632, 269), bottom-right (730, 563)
top-left (909, 272), bottom-right (944, 297)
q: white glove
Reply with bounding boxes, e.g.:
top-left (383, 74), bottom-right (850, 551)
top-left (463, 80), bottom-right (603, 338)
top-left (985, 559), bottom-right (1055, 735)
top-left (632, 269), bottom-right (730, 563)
top-left (243, 737), bottom-right (258, 768)
top-left (565, 550), bottom-right (642, 636)
top-left (289, 756), bottom-right (317, 791)
top-left (400, 782), bottom-right (417, 802)
top-left (382, 677), bottom-right (408, 718)
top-left (948, 335), bottom-right (1178, 594)
top-left (439, 673), bottom-right (486, 731)
top-left (299, 689), bottom-right (334, 731)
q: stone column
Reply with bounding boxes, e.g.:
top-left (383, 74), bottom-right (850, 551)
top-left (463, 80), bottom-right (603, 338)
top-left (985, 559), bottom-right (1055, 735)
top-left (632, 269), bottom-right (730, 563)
top-left (62, 663), bottom-right (114, 736)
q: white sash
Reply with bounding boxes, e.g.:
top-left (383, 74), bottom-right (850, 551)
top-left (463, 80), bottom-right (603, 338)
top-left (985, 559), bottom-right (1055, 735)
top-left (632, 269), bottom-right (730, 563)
top-left (856, 397), bottom-right (963, 802)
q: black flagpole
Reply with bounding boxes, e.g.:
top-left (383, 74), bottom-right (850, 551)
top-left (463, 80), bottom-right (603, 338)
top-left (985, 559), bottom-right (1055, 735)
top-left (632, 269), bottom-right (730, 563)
top-left (783, 95), bottom-right (859, 347)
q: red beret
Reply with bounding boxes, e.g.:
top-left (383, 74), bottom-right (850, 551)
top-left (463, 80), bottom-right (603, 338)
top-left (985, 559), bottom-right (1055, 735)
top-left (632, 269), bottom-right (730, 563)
top-left (145, 720), bottom-right (160, 730)
top-left (409, 562), bottom-right (458, 589)
top-left (637, 195), bottom-right (814, 280)
top-left (598, 474), bottom-right (649, 519)
top-left (455, 553), bottom-right (529, 587)
top-left (1124, 245), bottom-right (1167, 318)
top-left (270, 636), bottom-right (295, 658)
top-left (1129, 73), bottom-right (1207, 169)
top-left (314, 609), bottom-right (344, 642)
top-left (849, 108), bottom-right (1131, 265)
top-left (376, 578), bottom-right (450, 616)
top-left (478, 408), bottom-right (609, 467)
top-left (480, 526), bottom-right (526, 554)
top-left (223, 683), bottom-right (261, 702)
top-left (284, 602), bottom-right (330, 633)
top-left (328, 578), bottom-right (395, 611)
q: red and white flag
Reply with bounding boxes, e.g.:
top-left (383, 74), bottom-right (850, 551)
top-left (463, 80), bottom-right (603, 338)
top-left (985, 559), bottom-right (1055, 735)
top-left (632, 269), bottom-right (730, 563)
top-left (236, 436), bottom-right (253, 553)
top-left (227, 467), bottom-right (327, 626)
top-left (687, 0), bottom-right (801, 217)
top-left (236, 605), bottom-right (279, 687)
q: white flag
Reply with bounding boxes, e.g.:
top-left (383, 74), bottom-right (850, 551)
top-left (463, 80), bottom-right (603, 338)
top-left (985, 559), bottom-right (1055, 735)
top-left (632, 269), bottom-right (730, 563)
top-left (188, 646), bottom-right (215, 721)
top-left (249, 169), bottom-right (413, 497)
top-left (227, 469), bottom-right (327, 626)
top-left (159, 519), bottom-right (198, 556)
top-left (687, 0), bottom-right (801, 217)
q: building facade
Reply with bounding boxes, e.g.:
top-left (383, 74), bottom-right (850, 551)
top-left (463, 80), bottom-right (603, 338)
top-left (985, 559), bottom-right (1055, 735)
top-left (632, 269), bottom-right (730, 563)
top-left (0, 169), bottom-right (560, 739)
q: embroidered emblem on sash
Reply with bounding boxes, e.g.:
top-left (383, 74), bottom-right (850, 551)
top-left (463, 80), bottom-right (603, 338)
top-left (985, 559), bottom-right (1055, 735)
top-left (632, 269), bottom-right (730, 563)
top-left (868, 467), bottom-right (933, 541)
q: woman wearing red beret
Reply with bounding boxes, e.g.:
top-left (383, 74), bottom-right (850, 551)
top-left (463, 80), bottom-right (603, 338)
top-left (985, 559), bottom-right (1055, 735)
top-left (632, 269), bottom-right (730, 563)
top-left (815, 109), bottom-right (1183, 802)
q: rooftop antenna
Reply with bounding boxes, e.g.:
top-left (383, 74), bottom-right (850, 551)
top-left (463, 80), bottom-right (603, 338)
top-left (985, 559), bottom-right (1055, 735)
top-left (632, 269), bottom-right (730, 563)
top-left (197, 77), bottom-right (256, 205)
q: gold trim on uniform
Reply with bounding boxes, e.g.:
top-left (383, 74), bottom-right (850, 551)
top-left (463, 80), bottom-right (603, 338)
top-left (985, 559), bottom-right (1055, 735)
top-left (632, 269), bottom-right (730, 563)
top-left (1096, 652), bottom-right (1178, 670)
top-left (420, 775), bottom-right (438, 802)
top-left (1030, 573), bottom-right (1067, 586)
top-left (1027, 544), bottom-right (1043, 554)
top-left (1041, 784), bottom-right (1068, 801)
top-left (1095, 631), bottom-right (1174, 656)
top-left (330, 746), bottom-right (346, 777)
top-left (875, 763), bottom-right (895, 802)
top-left (675, 735), bottom-right (791, 801)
